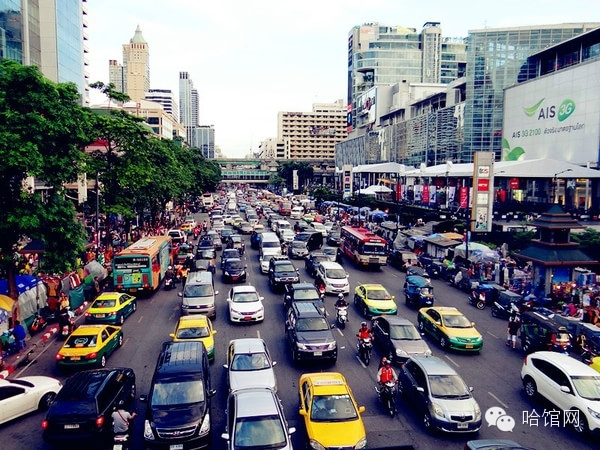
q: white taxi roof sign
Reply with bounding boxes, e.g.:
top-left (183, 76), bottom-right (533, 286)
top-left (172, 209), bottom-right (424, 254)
top-left (313, 379), bottom-right (344, 386)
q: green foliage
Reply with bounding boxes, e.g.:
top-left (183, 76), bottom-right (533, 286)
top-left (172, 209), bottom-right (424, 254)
top-left (279, 161), bottom-right (313, 192)
top-left (571, 228), bottom-right (600, 259)
top-left (311, 186), bottom-right (338, 202)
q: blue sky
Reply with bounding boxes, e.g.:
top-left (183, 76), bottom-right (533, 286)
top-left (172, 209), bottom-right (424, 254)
top-left (86, 0), bottom-right (599, 158)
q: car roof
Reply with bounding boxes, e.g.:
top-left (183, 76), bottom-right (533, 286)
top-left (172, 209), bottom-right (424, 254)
top-left (232, 387), bottom-right (279, 417)
top-left (430, 306), bottom-right (461, 315)
top-left (360, 283), bottom-right (387, 290)
top-left (231, 285), bottom-right (258, 294)
top-left (291, 282), bottom-right (318, 290)
top-left (319, 261), bottom-right (343, 269)
top-left (373, 315), bottom-right (414, 326)
top-left (57, 368), bottom-right (133, 400)
top-left (230, 338), bottom-right (267, 354)
top-left (177, 315), bottom-right (209, 326)
top-left (410, 355), bottom-right (457, 375)
top-left (300, 372), bottom-right (349, 395)
top-left (528, 351), bottom-right (599, 376)
top-left (94, 292), bottom-right (124, 300)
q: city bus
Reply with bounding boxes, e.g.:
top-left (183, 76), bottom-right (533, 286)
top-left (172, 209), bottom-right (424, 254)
top-left (340, 226), bottom-right (388, 268)
top-left (201, 193), bottom-right (215, 212)
top-left (113, 236), bottom-right (173, 293)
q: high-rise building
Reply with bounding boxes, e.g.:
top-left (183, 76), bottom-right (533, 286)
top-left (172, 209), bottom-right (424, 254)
top-left (463, 23), bottom-right (600, 163)
top-left (347, 22), bottom-right (466, 133)
top-left (179, 71), bottom-right (199, 145)
top-left (190, 125), bottom-right (215, 159)
top-left (109, 25), bottom-right (150, 102)
top-left (277, 100), bottom-right (348, 160)
top-left (145, 88), bottom-right (179, 122)
top-left (1, 0), bottom-right (88, 103)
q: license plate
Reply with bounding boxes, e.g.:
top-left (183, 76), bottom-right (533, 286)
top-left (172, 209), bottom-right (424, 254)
top-left (232, 276), bottom-right (238, 280)
top-left (70, 356), bottom-right (81, 360)
top-left (465, 344), bottom-right (473, 349)
top-left (95, 313), bottom-right (105, 318)
top-left (457, 422), bottom-right (468, 429)
top-left (170, 445), bottom-right (184, 450)
top-left (64, 424), bottom-right (80, 429)
top-left (243, 316), bottom-right (252, 321)
top-left (313, 351), bottom-right (323, 356)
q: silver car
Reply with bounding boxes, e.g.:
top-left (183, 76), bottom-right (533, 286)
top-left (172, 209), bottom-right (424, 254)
top-left (224, 338), bottom-right (276, 391)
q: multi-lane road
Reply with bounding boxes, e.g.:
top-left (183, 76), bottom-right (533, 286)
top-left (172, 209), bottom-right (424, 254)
top-left (1, 213), bottom-right (598, 450)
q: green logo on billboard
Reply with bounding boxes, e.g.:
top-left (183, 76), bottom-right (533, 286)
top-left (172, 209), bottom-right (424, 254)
top-left (557, 99), bottom-right (575, 122)
top-left (522, 98), bottom-right (544, 117)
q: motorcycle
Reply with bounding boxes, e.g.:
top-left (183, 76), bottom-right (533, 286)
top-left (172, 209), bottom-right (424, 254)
top-left (491, 300), bottom-right (520, 319)
top-left (376, 381), bottom-right (398, 417)
top-left (29, 310), bottom-right (48, 335)
top-left (57, 309), bottom-right (76, 340)
top-left (335, 305), bottom-right (348, 329)
top-left (468, 290), bottom-right (488, 310)
top-left (113, 433), bottom-right (130, 450)
top-left (357, 337), bottom-right (373, 366)
top-left (164, 276), bottom-right (175, 290)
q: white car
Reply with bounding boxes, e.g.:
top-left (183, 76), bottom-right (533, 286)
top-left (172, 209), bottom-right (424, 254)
top-left (227, 285), bottom-right (265, 323)
top-left (323, 221), bottom-right (335, 233)
top-left (521, 351), bottom-right (600, 434)
top-left (311, 222), bottom-right (328, 237)
top-left (280, 229), bottom-right (295, 244)
top-left (224, 338), bottom-right (277, 392)
top-left (0, 376), bottom-right (63, 425)
top-left (316, 261), bottom-right (349, 295)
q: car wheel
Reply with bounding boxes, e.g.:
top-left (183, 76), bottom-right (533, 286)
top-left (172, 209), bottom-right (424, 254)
top-left (363, 305), bottom-right (369, 318)
top-left (418, 320), bottom-right (425, 332)
top-left (491, 307), bottom-right (498, 317)
top-left (118, 334), bottom-right (124, 347)
top-left (99, 355), bottom-right (107, 368)
top-left (522, 340), bottom-right (531, 354)
top-left (423, 412), bottom-right (433, 431)
top-left (439, 337), bottom-right (449, 349)
top-left (291, 347), bottom-right (299, 363)
top-left (572, 410), bottom-right (588, 434)
top-left (523, 377), bottom-right (537, 399)
top-left (38, 392), bottom-right (57, 411)
top-left (353, 295), bottom-right (359, 306)
top-left (397, 379), bottom-right (405, 396)
top-left (132, 302), bottom-right (137, 312)
top-left (476, 300), bottom-right (486, 310)
top-left (118, 314), bottom-right (124, 325)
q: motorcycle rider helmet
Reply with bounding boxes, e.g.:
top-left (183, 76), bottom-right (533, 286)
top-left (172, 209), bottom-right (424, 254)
top-left (168, 265), bottom-right (173, 270)
top-left (384, 358), bottom-right (391, 366)
top-left (338, 293), bottom-right (345, 300)
top-left (361, 321), bottom-right (367, 328)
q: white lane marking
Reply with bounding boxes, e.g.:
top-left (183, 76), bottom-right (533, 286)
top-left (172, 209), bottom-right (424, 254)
top-left (256, 329), bottom-right (261, 339)
top-left (444, 355), bottom-right (460, 368)
top-left (487, 331), bottom-right (499, 339)
top-left (488, 391), bottom-right (509, 409)
top-left (356, 354), bottom-right (368, 369)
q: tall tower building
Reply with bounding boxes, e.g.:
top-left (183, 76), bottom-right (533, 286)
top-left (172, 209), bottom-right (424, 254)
top-left (145, 89), bottom-right (179, 122)
top-left (179, 71), bottom-right (199, 145)
top-left (463, 23), bottom-right (600, 162)
top-left (110, 25), bottom-right (150, 102)
top-left (347, 22), bottom-right (466, 133)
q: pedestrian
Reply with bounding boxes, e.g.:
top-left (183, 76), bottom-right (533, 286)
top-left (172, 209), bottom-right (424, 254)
top-left (506, 312), bottom-right (521, 349)
top-left (11, 320), bottom-right (27, 351)
top-left (93, 276), bottom-right (101, 298)
top-left (180, 265), bottom-right (189, 286)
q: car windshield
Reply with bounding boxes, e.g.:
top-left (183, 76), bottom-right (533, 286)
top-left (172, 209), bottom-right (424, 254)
top-left (221, 229), bottom-right (233, 236)
top-left (326, 268), bottom-right (346, 279)
top-left (322, 248), bottom-right (336, 256)
top-left (233, 415), bottom-right (286, 449)
top-left (443, 314), bottom-right (472, 328)
top-left (184, 285), bottom-right (213, 297)
top-left (277, 263), bottom-right (296, 272)
top-left (367, 288), bottom-right (392, 300)
top-left (175, 326), bottom-right (210, 339)
top-left (198, 250), bottom-right (216, 259)
top-left (262, 241), bottom-right (279, 248)
top-left (571, 375), bottom-right (600, 400)
top-left (231, 236), bottom-right (242, 243)
top-left (293, 289), bottom-right (319, 300)
top-left (310, 394), bottom-right (358, 421)
top-left (151, 378), bottom-right (205, 406)
top-left (226, 261), bottom-right (244, 270)
top-left (93, 299), bottom-right (116, 308)
top-left (294, 234), bottom-right (310, 242)
top-left (231, 352), bottom-right (270, 371)
top-left (233, 292), bottom-right (259, 303)
top-left (291, 241), bottom-right (306, 248)
top-left (390, 324), bottom-right (421, 340)
top-left (428, 374), bottom-right (471, 399)
top-left (296, 317), bottom-right (329, 331)
top-left (64, 334), bottom-right (97, 348)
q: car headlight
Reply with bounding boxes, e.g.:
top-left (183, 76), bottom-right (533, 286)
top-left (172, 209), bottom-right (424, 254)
top-left (474, 402), bottom-right (481, 420)
top-left (224, 271), bottom-right (230, 276)
top-left (275, 277), bottom-right (282, 282)
top-left (355, 436), bottom-right (368, 449)
top-left (199, 412), bottom-right (210, 436)
top-left (297, 342), bottom-right (308, 350)
top-left (327, 342), bottom-right (337, 350)
top-left (308, 440), bottom-right (326, 450)
top-left (588, 406), bottom-right (600, 420)
top-left (396, 349), bottom-right (409, 356)
top-left (446, 334), bottom-right (456, 341)
top-left (143, 420), bottom-right (155, 440)
top-left (432, 402), bottom-right (445, 418)
top-left (424, 348), bottom-right (433, 356)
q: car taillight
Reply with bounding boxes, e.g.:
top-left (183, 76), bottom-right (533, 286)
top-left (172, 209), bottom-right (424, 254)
top-left (143, 274), bottom-right (149, 284)
top-left (523, 356), bottom-right (528, 365)
top-left (41, 419), bottom-right (49, 430)
top-left (84, 312), bottom-right (91, 317)
top-left (56, 354), bottom-right (65, 360)
top-left (86, 352), bottom-right (98, 360)
top-left (96, 416), bottom-right (104, 428)
top-left (117, 275), bottom-right (123, 284)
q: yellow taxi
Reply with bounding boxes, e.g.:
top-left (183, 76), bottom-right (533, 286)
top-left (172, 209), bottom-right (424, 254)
top-left (417, 306), bottom-right (483, 352)
top-left (298, 372), bottom-right (367, 449)
top-left (180, 222), bottom-right (194, 235)
top-left (354, 283), bottom-right (397, 318)
top-left (590, 356), bottom-right (600, 373)
top-left (170, 315), bottom-right (217, 361)
top-left (85, 292), bottom-right (137, 325)
top-left (56, 324), bottom-right (123, 370)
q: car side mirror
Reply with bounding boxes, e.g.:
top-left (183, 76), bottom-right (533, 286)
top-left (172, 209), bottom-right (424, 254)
top-left (469, 386), bottom-right (474, 392)
top-left (223, 364), bottom-right (228, 369)
top-left (208, 389), bottom-right (217, 397)
top-left (139, 395), bottom-right (148, 402)
top-left (177, 292), bottom-right (183, 297)
top-left (215, 290), bottom-right (219, 295)
top-left (288, 427), bottom-right (296, 435)
top-left (169, 333), bottom-right (175, 338)
top-left (560, 385), bottom-right (571, 394)
top-left (272, 361), bottom-right (277, 366)
top-left (471, 322), bottom-right (475, 326)
top-left (298, 409), bottom-right (307, 417)
top-left (221, 433), bottom-right (230, 441)
top-left (358, 406), bottom-right (366, 414)
top-left (416, 386), bottom-right (425, 393)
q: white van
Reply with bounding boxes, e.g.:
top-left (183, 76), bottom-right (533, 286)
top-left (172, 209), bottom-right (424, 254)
top-left (290, 206), bottom-right (304, 220)
top-left (178, 271), bottom-right (219, 317)
top-left (259, 232), bottom-right (282, 273)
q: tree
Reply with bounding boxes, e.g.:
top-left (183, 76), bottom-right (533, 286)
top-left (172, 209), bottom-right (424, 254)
top-left (571, 228), bottom-right (600, 260)
top-left (279, 162), bottom-right (314, 193)
top-left (0, 60), bottom-right (94, 276)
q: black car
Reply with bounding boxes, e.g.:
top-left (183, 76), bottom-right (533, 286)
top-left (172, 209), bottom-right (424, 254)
top-left (371, 315), bottom-right (432, 365)
top-left (42, 368), bottom-right (136, 445)
top-left (304, 252), bottom-right (330, 278)
top-left (326, 229), bottom-right (341, 246)
top-left (388, 249), bottom-right (419, 271)
top-left (226, 234), bottom-right (245, 255)
top-left (286, 302), bottom-right (337, 363)
top-left (250, 228), bottom-right (265, 249)
top-left (283, 282), bottom-right (325, 315)
top-left (222, 258), bottom-right (247, 283)
top-left (269, 258), bottom-right (300, 292)
top-left (220, 227), bottom-right (234, 244)
top-left (221, 248), bottom-right (241, 270)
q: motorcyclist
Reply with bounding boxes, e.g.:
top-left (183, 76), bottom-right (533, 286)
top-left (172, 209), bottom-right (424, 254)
top-left (335, 293), bottom-right (348, 309)
top-left (165, 265), bottom-right (174, 281)
top-left (111, 405), bottom-right (136, 439)
top-left (294, 221), bottom-right (301, 233)
top-left (377, 358), bottom-right (397, 387)
top-left (357, 321), bottom-right (373, 340)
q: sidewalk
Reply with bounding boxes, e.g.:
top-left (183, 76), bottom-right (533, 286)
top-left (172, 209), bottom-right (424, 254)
top-left (0, 301), bottom-right (89, 379)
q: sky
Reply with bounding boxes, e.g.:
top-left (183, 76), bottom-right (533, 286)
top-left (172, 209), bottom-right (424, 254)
top-left (86, 0), bottom-right (600, 158)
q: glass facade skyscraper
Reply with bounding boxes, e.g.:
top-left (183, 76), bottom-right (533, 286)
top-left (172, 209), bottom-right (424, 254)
top-left (463, 23), bottom-right (600, 162)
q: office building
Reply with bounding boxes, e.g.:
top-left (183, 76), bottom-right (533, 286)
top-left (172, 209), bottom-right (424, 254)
top-left (179, 71), bottom-right (199, 145)
top-left (189, 125), bottom-right (215, 159)
top-left (463, 23), bottom-right (600, 163)
top-left (347, 22), bottom-right (466, 134)
top-left (109, 25), bottom-right (150, 102)
top-left (145, 88), bottom-right (179, 122)
top-left (277, 100), bottom-right (348, 160)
